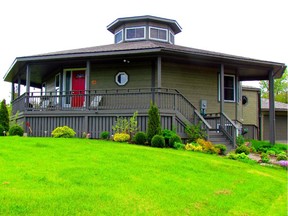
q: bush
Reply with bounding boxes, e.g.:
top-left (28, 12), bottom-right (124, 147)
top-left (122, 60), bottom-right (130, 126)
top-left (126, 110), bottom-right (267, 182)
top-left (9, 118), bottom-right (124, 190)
top-left (236, 135), bottom-right (245, 146)
top-left (185, 143), bottom-right (203, 152)
top-left (151, 135), bottom-right (165, 148)
top-left (277, 153), bottom-right (287, 161)
top-left (0, 99), bottom-right (9, 132)
top-left (261, 153), bottom-right (270, 163)
top-left (168, 134), bottom-right (182, 148)
top-left (235, 145), bottom-right (250, 155)
top-left (162, 129), bottom-right (176, 146)
top-left (113, 133), bottom-right (130, 142)
top-left (214, 144), bottom-right (227, 155)
top-left (51, 126), bottom-right (76, 138)
top-left (185, 122), bottom-right (207, 142)
top-left (227, 152), bottom-right (249, 160)
top-left (196, 138), bottom-right (219, 154)
top-left (100, 131), bottom-right (110, 140)
top-left (9, 125), bottom-right (24, 136)
top-left (0, 124), bottom-right (5, 136)
top-left (147, 103), bottom-right (162, 144)
top-left (173, 142), bottom-right (185, 150)
top-left (133, 132), bottom-right (147, 145)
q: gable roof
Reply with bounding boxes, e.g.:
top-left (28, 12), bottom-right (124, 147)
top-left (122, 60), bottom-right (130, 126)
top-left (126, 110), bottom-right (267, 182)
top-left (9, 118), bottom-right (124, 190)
top-left (3, 40), bottom-right (286, 83)
top-left (261, 98), bottom-right (288, 111)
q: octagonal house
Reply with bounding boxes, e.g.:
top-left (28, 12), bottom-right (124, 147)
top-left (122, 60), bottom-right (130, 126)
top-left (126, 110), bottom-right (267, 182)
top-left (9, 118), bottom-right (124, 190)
top-left (3, 15), bottom-right (286, 147)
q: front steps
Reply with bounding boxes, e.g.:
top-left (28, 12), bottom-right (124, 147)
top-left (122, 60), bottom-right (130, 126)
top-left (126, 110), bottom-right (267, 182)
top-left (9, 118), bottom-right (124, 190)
top-left (208, 131), bottom-right (234, 152)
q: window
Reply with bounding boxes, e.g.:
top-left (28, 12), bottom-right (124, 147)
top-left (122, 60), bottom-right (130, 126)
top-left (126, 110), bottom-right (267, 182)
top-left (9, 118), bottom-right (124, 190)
top-left (169, 31), bottom-right (175, 44)
top-left (149, 27), bottom-right (168, 42)
top-left (224, 75), bottom-right (235, 101)
top-left (115, 72), bottom-right (128, 86)
top-left (125, 27), bottom-right (145, 41)
top-left (115, 29), bottom-right (123, 43)
top-left (218, 75), bottom-right (235, 102)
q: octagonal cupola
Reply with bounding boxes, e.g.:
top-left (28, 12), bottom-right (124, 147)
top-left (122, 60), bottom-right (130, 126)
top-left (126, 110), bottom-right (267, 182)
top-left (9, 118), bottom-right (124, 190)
top-left (107, 15), bottom-right (182, 44)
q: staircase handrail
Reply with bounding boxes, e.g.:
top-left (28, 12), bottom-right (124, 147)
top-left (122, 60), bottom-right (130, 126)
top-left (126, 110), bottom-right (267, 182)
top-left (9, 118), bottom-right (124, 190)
top-left (219, 112), bottom-right (237, 147)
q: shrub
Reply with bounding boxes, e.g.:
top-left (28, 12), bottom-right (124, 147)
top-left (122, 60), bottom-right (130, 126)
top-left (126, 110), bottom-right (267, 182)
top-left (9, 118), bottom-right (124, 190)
top-left (261, 153), bottom-right (270, 163)
top-left (9, 125), bottom-right (24, 136)
top-left (277, 153), bottom-right (287, 161)
top-left (227, 152), bottom-right (249, 160)
top-left (51, 126), bottom-right (76, 138)
top-left (0, 124), bottom-right (5, 136)
top-left (185, 143), bottom-right (203, 152)
top-left (214, 144), bottom-right (227, 155)
top-left (196, 138), bottom-right (219, 154)
top-left (162, 129), bottom-right (176, 146)
top-left (168, 134), bottom-right (182, 148)
top-left (113, 133), bottom-right (130, 142)
top-left (236, 135), bottom-right (245, 146)
top-left (100, 131), bottom-right (110, 140)
top-left (147, 103), bottom-right (161, 144)
top-left (266, 150), bottom-right (276, 156)
top-left (235, 145), bottom-right (250, 155)
top-left (173, 142), bottom-right (185, 150)
top-left (151, 135), bottom-right (165, 148)
top-left (133, 132), bottom-right (147, 145)
top-left (185, 121), bottom-right (207, 142)
top-left (0, 99), bottom-right (9, 132)
top-left (112, 111), bottom-right (139, 140)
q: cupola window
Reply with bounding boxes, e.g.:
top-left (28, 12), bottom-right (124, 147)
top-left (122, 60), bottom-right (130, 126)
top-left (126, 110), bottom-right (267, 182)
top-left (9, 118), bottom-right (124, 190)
top-left (115, 29), bottom-right (123, 43)
top-left (125, 27), bottom-right (145, 40)
top-left (149, 27), bottom-right (168, 42)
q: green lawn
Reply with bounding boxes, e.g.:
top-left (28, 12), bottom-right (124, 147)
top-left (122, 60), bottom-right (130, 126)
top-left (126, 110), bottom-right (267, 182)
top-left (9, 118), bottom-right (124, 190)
top-left (0, 137), bottom-right (287, 216)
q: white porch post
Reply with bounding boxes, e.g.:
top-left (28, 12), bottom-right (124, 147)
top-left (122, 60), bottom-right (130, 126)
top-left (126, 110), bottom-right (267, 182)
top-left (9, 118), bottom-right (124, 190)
top-left (269, 70), bottom-right (276, 144)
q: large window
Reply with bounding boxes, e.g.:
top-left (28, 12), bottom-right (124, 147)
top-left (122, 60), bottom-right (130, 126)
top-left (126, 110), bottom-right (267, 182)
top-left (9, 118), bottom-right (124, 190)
top-left (125, 27), bottom-right (145, 41)
top-left (115, 29), bottom-right (123, 43)
top-left (219, 75), bottom-right (236, 102)
top-left (149, 27), bottom-right (168, 42)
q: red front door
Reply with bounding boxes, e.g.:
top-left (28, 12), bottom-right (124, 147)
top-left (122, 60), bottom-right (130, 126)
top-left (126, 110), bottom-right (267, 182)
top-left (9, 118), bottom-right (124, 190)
top-left (72, 70), bottom-right (85, 107)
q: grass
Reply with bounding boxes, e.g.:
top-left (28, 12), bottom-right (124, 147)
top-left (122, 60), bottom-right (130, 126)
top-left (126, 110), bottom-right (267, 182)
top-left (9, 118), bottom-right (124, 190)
top-left (0, 137), bottom-right (287, 216)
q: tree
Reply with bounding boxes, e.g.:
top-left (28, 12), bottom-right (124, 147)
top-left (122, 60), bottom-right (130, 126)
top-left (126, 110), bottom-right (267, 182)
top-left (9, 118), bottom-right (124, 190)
top-left (147, 102), bottom-right (162, 144)
top-left (0, 99), bottom-right (10, 133)
top-left (260, 68), bottom-right (288, 103)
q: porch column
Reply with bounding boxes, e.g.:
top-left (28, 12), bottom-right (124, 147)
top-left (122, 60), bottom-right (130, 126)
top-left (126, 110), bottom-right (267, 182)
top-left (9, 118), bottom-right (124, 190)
top-left (157, 56), bottom-right (161, 88)
top-left (11, 82), bottom-right (15, 101)
top-left (17, 75), bottom-right (21, 97)
top-left (25, 64), bottom-right (31, 108)
top-left (26, 64), bottom-right (31, 93)
top-left (85, 60), bottom-right (91, 109)
top-left (269, 70), bottom-right (276, 144)
top-left (220, 64), bottom-right (225, 114)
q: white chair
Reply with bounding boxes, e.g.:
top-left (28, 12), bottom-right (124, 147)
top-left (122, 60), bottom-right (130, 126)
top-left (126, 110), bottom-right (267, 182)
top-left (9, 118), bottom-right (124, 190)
top-left (90, 96), bottom-right (102, 109)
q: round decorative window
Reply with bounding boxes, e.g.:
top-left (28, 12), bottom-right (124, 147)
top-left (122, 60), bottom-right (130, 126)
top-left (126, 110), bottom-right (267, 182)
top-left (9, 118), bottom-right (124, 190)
top-left (115, 72), bottom-right (128, 86)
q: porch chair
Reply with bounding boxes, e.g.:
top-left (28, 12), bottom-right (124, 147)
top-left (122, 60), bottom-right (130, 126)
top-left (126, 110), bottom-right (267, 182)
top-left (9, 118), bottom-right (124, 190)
top-left (90, 95), bottom-right (102, 109)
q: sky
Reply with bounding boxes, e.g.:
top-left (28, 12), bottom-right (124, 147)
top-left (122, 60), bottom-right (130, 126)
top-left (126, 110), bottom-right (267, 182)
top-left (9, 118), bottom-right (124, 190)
top-left (0, 0), bottom-right (287, 103)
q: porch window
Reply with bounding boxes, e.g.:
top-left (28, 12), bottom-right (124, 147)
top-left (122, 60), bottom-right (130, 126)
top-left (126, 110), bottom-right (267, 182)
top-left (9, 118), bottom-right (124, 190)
top-left (218, 74), bottom-right (236, 102)
top-left (115, 29), bottom-right (123, 43)
top-left (125, 27), bottom-right (145, 41)
top-left (149, 27), bottom-right (168, 42)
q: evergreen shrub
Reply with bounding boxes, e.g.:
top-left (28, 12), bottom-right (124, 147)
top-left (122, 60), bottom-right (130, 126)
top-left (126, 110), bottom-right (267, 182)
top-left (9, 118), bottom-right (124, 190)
top-left (133, 132), bottom-right (147, 145)
top-left (51, 126), bottom-right (76, 138)
top-left (151, 135), bottom-right (165, 148)
top-left (9, 125), bottom-right (24, 136)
